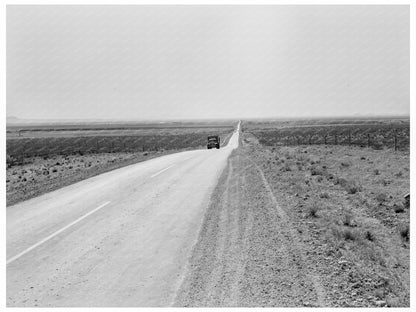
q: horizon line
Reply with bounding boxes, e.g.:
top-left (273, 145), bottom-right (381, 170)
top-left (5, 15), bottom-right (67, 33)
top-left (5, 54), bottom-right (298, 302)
top-left (6, 114), bottom-right (411, 123)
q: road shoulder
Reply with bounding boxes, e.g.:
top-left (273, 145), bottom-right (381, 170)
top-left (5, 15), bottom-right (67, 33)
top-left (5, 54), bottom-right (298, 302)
top-left (174, 146), bottom-right (327, 307)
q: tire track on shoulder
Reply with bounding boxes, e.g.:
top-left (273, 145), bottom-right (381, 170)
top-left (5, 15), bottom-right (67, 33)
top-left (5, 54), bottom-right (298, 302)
top-left (249, 157), bottom-right (327, 307)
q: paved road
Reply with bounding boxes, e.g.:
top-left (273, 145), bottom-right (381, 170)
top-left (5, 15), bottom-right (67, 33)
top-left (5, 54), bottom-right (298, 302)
top-left (7, 122), bottom-right (240, 307)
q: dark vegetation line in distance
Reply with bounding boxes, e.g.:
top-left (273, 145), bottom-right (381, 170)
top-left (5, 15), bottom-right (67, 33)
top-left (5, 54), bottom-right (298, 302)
top-left (249, 123), bottom-right (410, 130)
top-left (7, 125), bottom-right (235, 132)
top-left (242, 118), bottom-right (410, 152)
top-left (244, 115), bottom-right (409, 121)
top-left (6, 130), bottom-right (235, 166)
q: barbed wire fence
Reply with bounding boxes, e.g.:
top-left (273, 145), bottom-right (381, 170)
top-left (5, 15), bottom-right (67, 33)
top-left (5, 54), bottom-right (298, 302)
top-left (253, 127), bottom-right (409, 152)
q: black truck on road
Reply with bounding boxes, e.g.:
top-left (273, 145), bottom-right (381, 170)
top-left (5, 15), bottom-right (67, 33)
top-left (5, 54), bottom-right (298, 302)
top-left (207, 135), bottom-right (220, 149)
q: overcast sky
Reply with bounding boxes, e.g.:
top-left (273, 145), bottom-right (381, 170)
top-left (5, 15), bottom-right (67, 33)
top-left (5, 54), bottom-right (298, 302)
top-left (7, 5), bottom-right (409, 120)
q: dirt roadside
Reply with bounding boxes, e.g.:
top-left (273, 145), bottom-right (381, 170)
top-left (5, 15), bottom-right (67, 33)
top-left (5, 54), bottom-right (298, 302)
top-left (6, 150), bottom-right (175, 206)
top-left (174, 133), bottom-right (409, 307)
top-left (175, 146), bottom-right (327, 307)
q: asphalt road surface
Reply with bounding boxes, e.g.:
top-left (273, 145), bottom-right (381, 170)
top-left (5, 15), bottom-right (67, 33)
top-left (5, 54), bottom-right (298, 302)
top-left (7, 122), bottom-right (240, 307)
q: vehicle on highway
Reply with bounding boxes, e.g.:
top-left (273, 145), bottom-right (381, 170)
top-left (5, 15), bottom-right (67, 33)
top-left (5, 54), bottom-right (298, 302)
top-left (207, 135), bottom-right (220, 149)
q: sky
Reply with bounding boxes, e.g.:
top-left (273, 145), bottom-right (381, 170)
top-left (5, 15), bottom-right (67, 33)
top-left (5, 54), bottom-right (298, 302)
top-left (6, 5), bottom-right (409, 120)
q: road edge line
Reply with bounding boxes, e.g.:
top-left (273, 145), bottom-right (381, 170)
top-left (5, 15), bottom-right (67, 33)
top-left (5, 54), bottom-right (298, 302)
top-left (6, 201), bottom-right (111, 265)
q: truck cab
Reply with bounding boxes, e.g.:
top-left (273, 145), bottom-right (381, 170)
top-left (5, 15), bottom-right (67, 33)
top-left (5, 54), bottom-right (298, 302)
top-left (207, 135), bottom-right (220, 149)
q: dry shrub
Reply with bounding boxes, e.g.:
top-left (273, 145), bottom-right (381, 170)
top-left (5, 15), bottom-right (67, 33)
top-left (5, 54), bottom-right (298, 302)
top-left (335, 177), bottom-right (348, 187)
top-left (372, 142), bottom-right (385, 150)
top-left (381, 179), bottom-right (392, 186)
top-left (310, 166), bottom-right (324, 176)
top-left (342, 212), bottom-right (356, 227)
top-left (365, 230), bottom-right (375, 241)
top-left (332, 225), bottom-right (360, 241)
top-left (282, 162), bottom-right (292, 172)
top-left (398, 224), bottom-right (409, 242)
top-left (343, 228), bottom-right (358, 241)
top-left (308, 202), bottom-right (320, 218)
top-left (376, 193), bottom-right (388, 204)
top-left (393, 204), bottom-right (404, 213)
top-left (6, 155), bottom-right (18, 168)
top-left (344, 181), bottom-right (362, 194)
top-left (319, 192), bottom-right (329, 199)
top-left (296, 153), bottom-right (309, 163)
top-left (362, 244), bottom-right (386, 266)
top-left (325, 173), bottom-right (335, 180)
top-left (404, 196), bottom-right (410, 209)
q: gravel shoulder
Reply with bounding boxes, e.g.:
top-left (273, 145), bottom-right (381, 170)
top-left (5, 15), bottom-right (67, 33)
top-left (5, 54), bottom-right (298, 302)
top-left (175, 147), bottom-right (327, 307)
top-left (175, 132), bottom-right (409, 307)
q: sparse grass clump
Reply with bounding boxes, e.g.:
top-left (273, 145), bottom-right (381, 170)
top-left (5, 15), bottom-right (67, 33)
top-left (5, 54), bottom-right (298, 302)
top-left (365, 230), bottom-right (375, 241)
top-left (398, 224), bottom-right (409, 242)
top-left (381, 179), bottom-right (392, 186)
top-left (281, 162), bottom-right (292, 172)
top-left (394, 171), bottom-right (403, 178)
top-left (342, 212), bottom-right (356, 227)
top-left (332, 225), bottom-right (360, 241)
top-left (310, 166), bottom-right (324, 176)
top-left (376, 193), bottom-right (388, 204)
top-left (334, 177), bottom-right (348, 186)
top-left (307, 202), bottom-right (320, 218)
top-left (404, 196), bottom-right (410, 209)
top-left (334, 176), bottom-right (362, 194)
top-left (319, 192), bottom-right (329, 199)
top-left (343, 228), bottom-right (358, 241)
top-left (325, 173), bottom-right (335, 180)
top-left (344, 181), bottom-right (362, 194)
top-left (393, 204), bottom-right (404, 213)
top-left (6, 155), bottom-right (18, 168)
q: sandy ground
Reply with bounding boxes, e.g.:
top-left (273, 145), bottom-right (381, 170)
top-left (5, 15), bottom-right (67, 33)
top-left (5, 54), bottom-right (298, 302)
top-left (174, 131), bottom-right (409, 307)
top-left (175, 147), bottom-right (327, 307)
